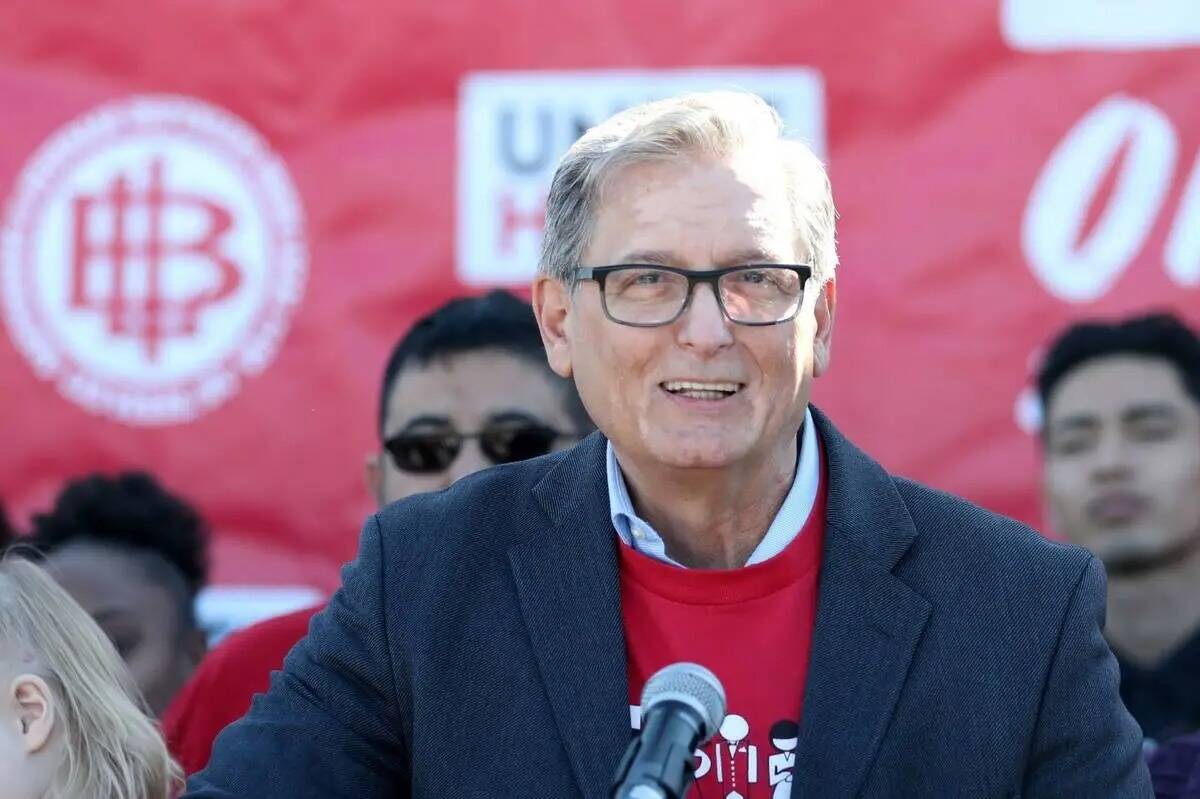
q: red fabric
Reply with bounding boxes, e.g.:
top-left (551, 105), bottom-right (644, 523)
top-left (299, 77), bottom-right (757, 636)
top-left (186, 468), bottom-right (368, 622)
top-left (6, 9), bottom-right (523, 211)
top-left (2, 4), bottom-right (1199, 597)
top-left (619, 462), bottom-right (826, 798)
top-left (163, 605), bottom-right (321, 775)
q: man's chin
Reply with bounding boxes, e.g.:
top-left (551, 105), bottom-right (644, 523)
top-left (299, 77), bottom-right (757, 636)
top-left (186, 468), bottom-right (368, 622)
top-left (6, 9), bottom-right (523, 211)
top-left (641, 438), bottom-right (750, 471)
top-left (1096, 538), bottom-right (1184, 577)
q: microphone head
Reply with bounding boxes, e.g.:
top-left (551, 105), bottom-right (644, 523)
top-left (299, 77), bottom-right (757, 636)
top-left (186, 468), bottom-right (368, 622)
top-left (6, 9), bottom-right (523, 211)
top-left (639, 662), bottom-right (727, 744)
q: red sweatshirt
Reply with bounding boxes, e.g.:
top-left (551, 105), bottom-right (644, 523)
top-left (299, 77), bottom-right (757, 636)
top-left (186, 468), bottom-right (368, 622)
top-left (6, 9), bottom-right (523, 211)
top-left (619, 462), bottom-right (826, 799)
top-left (163, 605), bottom-right (321, 775)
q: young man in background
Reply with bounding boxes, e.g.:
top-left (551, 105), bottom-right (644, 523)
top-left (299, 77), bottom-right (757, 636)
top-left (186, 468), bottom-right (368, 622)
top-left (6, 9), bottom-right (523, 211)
top-left (1039, 312), bottom-right (1200, 742)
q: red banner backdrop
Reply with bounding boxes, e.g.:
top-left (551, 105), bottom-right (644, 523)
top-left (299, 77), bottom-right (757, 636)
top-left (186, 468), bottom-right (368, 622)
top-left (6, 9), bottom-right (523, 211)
top-left (1, 1), bottom-right (1198, 615)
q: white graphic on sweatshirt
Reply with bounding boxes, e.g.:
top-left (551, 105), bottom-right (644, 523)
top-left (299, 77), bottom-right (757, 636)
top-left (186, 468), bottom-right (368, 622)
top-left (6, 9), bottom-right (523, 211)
top-left (715, 714), bottom-right (757, 798)
top-left (630, 706), bottom-right (798, 796)
top-left (768, 719), bottom-right (800, 799)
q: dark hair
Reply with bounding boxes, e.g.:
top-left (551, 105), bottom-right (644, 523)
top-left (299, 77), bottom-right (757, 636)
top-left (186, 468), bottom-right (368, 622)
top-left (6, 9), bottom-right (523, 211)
top-left (770, 719), bottom-right (799, 741)
top-left (378, 290), bottom-right (593, 435)
top-left (29, 472), bottom-right (209, 629)
top-left (1037, 312), bottom-right (1200, 416)
top-left (0, 501), bottom-right (15, 550)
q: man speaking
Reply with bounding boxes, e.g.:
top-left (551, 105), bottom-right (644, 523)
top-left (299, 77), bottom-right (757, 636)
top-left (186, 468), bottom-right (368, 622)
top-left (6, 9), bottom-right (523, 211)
top-left (187, 92), bottom-right (1150, 797)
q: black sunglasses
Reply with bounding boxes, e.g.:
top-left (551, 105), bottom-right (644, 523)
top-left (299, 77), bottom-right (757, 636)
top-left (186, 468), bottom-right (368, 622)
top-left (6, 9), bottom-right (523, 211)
top-left (383, 415), bottom-right (578, 474)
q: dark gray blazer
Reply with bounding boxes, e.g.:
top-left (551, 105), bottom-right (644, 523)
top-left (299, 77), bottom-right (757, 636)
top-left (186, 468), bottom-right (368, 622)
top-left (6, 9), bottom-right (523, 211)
top-left (186, 409), bottom-right (1151, 798)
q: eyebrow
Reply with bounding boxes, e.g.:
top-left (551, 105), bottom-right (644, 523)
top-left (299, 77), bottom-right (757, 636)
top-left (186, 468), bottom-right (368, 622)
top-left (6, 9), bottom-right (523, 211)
top-left (613, 249), bottom-right (680, 266)
top-left (612, 247), bottom-right (787, 268)
top-left (1049, 403), bottom-right (1181, 435)
top-left (1123, 403), bottom-right (1179, 424)
top-left (1047, 414), bottom-right (1099, 435)
top-left (398, 415), bottom-right (451, 431)
top-left (717, 247), bottom-right (789, 266)
top-left (487, 409), bottom-right (548, 425)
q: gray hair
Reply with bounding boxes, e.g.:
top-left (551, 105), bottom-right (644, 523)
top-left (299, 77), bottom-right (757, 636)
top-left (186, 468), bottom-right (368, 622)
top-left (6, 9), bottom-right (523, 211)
top-left (538, 90), bottom-right (838, 288)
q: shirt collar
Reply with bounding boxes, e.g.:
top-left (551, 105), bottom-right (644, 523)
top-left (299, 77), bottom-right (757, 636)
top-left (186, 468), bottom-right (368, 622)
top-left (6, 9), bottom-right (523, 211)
top-left (606, 407), bottom-right (820, 568)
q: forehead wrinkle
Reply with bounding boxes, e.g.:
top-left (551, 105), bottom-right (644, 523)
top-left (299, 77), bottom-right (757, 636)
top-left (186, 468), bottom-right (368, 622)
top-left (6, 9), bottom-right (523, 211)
top-left (622, 171), bottom-right (783, 227)
top-left (384, 351), bottom-right (575, 438)
top-left (612, 193), bottom-right (795, 267)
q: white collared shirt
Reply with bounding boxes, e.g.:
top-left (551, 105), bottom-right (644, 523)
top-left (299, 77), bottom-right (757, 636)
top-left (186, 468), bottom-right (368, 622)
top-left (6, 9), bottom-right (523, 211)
top-left (606, 407), bottom-right (820, 567)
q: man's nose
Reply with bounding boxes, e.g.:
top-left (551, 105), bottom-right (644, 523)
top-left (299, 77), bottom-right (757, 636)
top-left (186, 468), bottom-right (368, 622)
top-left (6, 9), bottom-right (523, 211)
top-left (447, 440), bottom-right (491, 484)
top-left (676, 283), bottom-right (735, 352)
top-left (1090, 432), bottom-right (1133, 482)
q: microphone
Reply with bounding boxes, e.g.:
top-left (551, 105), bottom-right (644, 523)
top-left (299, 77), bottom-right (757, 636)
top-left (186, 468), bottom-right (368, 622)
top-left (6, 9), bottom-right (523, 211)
top-left (611, 662), bottom-right (727, 799)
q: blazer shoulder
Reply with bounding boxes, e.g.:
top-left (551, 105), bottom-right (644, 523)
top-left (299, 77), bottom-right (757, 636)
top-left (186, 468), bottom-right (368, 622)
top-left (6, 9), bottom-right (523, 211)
top-left (372, 447), bottom-right (567, 559)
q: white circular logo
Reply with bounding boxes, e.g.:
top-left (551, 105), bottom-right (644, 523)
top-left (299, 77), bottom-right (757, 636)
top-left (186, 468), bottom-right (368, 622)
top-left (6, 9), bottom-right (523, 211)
top-left (1, 94), bottom-right (307, 425)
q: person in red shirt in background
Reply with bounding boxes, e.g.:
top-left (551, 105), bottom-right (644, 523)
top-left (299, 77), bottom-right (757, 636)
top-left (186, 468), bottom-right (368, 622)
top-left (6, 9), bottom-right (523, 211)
top-left (163, 290), bottom-right (594, 775)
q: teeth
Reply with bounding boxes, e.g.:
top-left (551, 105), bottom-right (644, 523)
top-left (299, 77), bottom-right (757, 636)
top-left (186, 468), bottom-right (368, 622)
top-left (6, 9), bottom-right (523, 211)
top-left (662, 380), bottom-right (741, 395)
top-left (676, 390), bottom-right (730, 400)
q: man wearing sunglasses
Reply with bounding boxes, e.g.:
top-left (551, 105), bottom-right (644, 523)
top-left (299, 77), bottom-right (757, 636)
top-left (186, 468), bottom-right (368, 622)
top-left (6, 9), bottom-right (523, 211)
top-left (367, 290), bottom-right (593, 503)
top-left (165, 290), bottom-right (591, 775)
top-left (189, 92), bottom-right (1149, 797)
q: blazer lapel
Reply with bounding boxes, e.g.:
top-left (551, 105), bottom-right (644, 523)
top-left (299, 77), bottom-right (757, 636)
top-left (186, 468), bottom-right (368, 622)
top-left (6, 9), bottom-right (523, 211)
top-left (793, 410), bottom-right (933, 798)
top-left (509, 433), bottom-right (631, 799)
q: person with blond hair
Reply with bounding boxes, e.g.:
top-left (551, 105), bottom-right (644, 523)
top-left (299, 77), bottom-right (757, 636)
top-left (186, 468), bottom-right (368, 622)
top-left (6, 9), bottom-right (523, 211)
top-left (189, 91), bottom-right (1149, 797)
top-left (0, 555), bottom-right (181, 799)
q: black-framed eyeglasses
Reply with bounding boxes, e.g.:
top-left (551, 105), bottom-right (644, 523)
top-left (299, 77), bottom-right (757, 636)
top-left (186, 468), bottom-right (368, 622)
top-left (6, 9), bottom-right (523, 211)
top-left (577, 264), bottom-right (813, 327)
top-left (382, 413), bottom-right (580, 474)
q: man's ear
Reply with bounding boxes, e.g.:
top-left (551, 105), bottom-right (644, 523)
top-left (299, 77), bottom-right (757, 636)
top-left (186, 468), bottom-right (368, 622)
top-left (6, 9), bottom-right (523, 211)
top-left (364, 452), bottom-right (384, 508)
top-left (12, 674), bottom-right (54, 754)
top-left (532, 276), bottom-right (574, 379)
top-left (812, 278), bottom-right (837, 377)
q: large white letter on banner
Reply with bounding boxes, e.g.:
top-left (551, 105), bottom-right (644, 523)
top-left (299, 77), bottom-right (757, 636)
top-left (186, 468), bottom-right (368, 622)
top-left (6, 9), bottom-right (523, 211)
top-left (1165, 154), bottom-right (1200, 287)
top-left (1002, 0), bottom-right (1200, 51)
top-left (1022, 95), bottom-right (1177, 303)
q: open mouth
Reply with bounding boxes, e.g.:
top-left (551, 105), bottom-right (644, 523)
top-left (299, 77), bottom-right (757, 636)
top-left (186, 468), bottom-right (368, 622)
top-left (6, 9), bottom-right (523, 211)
top-left (660, 380), bottom-right (744, 400)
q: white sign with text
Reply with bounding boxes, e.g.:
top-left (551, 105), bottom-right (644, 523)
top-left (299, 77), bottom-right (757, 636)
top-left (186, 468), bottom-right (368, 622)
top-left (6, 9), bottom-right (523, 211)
top-left (457, 68), bottom-right (826, 285)
top-left (1002, 0), bottom-right (1200, 51)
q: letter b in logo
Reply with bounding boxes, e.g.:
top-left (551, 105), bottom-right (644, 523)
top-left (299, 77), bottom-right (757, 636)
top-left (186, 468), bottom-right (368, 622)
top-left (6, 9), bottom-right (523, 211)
top-left (2, 95), bottom-right (308, 425)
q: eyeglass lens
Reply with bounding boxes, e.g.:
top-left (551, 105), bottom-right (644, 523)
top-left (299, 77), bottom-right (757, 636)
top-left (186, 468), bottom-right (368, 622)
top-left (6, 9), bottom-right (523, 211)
top-left (602, 266), bottom-right (804, 325)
